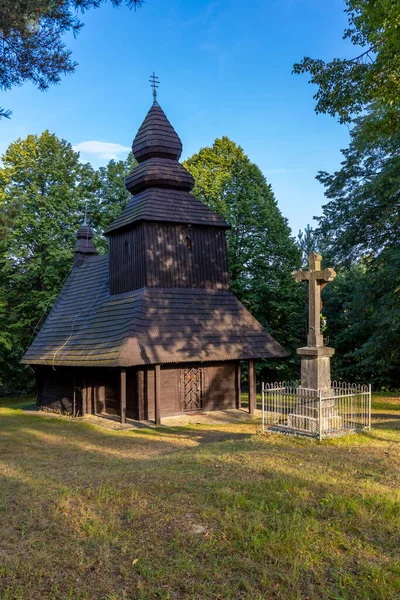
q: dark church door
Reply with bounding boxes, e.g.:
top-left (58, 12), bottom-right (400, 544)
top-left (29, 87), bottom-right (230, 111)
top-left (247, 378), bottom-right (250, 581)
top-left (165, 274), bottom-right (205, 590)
top-left (181, 367), bottom-right (205, 411)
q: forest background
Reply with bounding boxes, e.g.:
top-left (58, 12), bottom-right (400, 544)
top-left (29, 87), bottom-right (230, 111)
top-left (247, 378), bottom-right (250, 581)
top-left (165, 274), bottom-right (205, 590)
top-left (0, 0), bottom-right (399, 392)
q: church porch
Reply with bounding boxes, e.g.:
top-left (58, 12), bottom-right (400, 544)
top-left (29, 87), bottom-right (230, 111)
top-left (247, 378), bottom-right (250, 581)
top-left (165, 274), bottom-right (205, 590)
top-left (35, 360), bottom-right (258, 424)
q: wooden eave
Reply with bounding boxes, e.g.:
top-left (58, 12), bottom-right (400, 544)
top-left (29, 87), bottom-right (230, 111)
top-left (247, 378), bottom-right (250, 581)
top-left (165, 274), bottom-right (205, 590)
top-left (22, 255), bottom-right (288, 367)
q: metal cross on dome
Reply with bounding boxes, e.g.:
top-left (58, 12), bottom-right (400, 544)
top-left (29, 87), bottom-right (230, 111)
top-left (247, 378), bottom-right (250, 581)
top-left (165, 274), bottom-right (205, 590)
top-left (149, 72), bottom-right (160, 102)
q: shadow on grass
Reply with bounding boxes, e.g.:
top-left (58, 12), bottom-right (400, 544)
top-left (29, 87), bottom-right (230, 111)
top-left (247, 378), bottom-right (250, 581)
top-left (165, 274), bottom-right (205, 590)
top-left (0, 397), bottom-right (35, 411)
top-left (1, 408), bottom-right (400, 599)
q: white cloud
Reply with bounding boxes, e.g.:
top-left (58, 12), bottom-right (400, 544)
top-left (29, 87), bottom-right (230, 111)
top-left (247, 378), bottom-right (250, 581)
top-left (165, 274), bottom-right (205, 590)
top-left (73, 141), bottom-right (131, 161)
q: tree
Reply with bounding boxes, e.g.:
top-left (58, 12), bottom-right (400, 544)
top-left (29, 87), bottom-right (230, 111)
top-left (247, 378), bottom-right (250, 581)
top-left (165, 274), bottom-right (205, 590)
top-left (297, 224), bottom-right (319, 267)
top-left (88, 152), bottom-right (136, 252)
top-left (293, 0), bottom-right (400, 129)
top-left (184, 137), bottom-right (305, 380)
top-left (316, 108), bottom-right (400, 265)
top-left (294, 2), bottom-right (400, 388)
top-left (322, 250), bottom-right (400, 388)
top-left (0, 130), bottom-right (96, 391)
top-left (0, 0), bottom-right (142, 119)
top-left (315, 109), bottom-right (400, 389)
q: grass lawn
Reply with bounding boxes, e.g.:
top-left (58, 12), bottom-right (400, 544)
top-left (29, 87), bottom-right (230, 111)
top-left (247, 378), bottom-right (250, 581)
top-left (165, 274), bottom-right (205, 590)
top-left (0, 395), bottom-right (400, 600)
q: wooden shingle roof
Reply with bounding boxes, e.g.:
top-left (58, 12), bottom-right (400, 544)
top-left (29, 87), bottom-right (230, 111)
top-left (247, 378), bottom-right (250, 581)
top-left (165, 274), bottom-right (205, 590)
top-left (132, 101), bottom-right (183, 162)
top-left (104, 188), bottom-right (229, 234)
top-left (106, 100), bottom-right (229, 234)
top-left (22, 255), bottom-right (287, 367)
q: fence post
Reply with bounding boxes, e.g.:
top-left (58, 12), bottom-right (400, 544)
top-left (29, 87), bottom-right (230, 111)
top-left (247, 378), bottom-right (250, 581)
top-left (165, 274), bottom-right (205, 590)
top-left (368, 384), bottom-right (372, 431)
top-left (262, 382), bottom-right (265, 432)
top-left (318, 391), bottom-right (323, 441)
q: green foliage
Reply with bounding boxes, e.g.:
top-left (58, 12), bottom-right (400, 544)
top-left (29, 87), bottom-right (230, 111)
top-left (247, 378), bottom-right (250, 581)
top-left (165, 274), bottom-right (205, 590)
top-left (316, 108), bottom-right (400, 265)
top-left (184, 137), bottom-right (305, 380)
top-left (0, 132), bottom-right (135, 392)
top-left (323, 250), bottom-right (400, 388)
top-left (294, 1), bottom-right (400, 388)
top-left (88, 152), bottom-right (136, 253)
top-left (297, 224), bottom-right (319, 267)
top-left (0, 0), bottom-right (142, 119)
top-left (0, 131), bottom-right (97, 391)
top-left (293, 0), bottom-right (400, 127)
top-left (316, 109), bottom-right (400, 389)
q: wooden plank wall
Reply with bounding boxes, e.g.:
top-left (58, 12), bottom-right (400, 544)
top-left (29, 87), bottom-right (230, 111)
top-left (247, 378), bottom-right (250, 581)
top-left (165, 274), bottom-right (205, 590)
top-left (109, 224), bottom-right (147, 294)
top-left (109, 223), bottom-right (230, 295)
top-left (37, 366), bottom-right (126, 417)
top-left (205, 363), bottom-right (237, 411)
top-left (126, 370), bottom-right (138, 420)
top-left (145, 223), bottom-right (230, 290)
top-left (141, 367), bottom-right (180, 420)
top-left (37, 362), bottom-right (239, 421)
top-left (137, 363), bottom-right (238, 419)
top-left (37, 367), bottom-right (79, 414)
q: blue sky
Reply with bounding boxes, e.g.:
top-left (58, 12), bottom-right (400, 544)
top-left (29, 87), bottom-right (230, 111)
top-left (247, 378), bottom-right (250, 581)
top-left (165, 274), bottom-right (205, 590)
top-left (0, 0), bottom-right (353, 236)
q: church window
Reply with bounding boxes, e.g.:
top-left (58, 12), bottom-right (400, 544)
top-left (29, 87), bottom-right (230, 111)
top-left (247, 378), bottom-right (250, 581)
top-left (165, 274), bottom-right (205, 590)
top-left (183, 225), bottom-right (192, 250)
top-left (125, 240), bottom-right (132, 256)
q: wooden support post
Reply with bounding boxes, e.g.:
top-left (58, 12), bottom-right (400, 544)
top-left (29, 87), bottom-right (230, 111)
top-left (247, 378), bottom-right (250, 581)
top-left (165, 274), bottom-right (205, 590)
top-left (137, 369), bottom-right (144, 421)
top-left (236, 362), bottom-right (241, 409)
top-left (154, 364), bottom-right (161, 425)
top-left (35, 367), bottom-right (40, 410)
top-left (120, 368), bottom-right (126, 424)
top-left (248, 359), bottom-right (256, 415)
top-left (82, 380), bottom-right (87, 416)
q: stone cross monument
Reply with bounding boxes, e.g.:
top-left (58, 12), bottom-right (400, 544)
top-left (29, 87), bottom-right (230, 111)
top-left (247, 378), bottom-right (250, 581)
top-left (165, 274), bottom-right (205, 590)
top-left (296, 252), bottom-right (336, 390)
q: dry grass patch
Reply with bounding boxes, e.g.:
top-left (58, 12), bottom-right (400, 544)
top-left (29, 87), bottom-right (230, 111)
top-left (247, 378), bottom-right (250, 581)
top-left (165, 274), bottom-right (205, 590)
top-left (0, 396), bottom-right (400, 599)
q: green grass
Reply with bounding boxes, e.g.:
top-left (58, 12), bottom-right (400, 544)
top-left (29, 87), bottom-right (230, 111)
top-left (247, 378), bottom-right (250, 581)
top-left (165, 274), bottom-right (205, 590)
top-left (0, 394), bottom-right (400, 599)
top-left (0, 396), bottom-right (35, 409)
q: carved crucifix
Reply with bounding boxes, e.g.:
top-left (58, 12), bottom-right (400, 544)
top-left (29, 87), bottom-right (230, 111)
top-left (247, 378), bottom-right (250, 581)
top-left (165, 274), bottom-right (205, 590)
top-left (296, 252), bottom-right (336, 348)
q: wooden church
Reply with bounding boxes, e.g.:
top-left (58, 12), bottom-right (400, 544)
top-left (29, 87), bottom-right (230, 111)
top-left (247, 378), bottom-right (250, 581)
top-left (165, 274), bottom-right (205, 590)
top-left (22, 90), bottom-right (287, 424)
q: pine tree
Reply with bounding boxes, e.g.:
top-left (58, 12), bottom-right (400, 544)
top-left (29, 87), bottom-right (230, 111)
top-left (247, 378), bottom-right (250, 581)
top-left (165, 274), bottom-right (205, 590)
top-left (297, 224), bottom-right (318, 267)
top-left (0, 0), bottom-right (142, 119)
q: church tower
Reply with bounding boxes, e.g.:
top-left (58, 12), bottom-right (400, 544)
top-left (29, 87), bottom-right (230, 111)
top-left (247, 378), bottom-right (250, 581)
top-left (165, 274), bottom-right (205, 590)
top-left (22, 82), bottom-right (288, 423)
top-left (105, 100), bottom-right (230, 294)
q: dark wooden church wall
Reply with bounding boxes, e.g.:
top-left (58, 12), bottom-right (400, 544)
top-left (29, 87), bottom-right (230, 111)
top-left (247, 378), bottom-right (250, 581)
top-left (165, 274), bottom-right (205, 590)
top-left (145, 223), bottom-right (230, 289)
top-left (109, 222), bottom-right (230, 295)
top-left (36, 362), bottom-right (239, 419)
top-left (203, 363), bottom-right (237, 411)
top-left (36, 366), bottom-right (139, 418)
top-left (137, 362), bottom-right (239, 420)
top-left (85, 369), bottom-right (138, 418)
top-left (36, 367), bottom-right (80, 414)
top-left (144, 367), bottom-right (180, 420)
top-left (109, 224), bottom-right (147, 294)
top-left (126, 370), bottom-right (138, 419)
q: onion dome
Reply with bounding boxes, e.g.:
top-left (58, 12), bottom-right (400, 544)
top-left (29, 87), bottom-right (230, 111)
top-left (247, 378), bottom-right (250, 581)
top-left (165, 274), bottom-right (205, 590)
top-left (132, 101), bottom-right (182, 163)
top-left (125, 101), bottom-right (194, 196)
top-left (125, 158), bottom-right (194, 194)
top-left (104, 99), bottom-right (230, 236)
top-left (73, 223), bottom-right (98, 268)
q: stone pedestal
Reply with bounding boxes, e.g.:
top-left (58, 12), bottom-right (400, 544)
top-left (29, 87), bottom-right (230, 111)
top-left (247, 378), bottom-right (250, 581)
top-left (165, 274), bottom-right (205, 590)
top-left (297, 345), bottom-right (335, 391)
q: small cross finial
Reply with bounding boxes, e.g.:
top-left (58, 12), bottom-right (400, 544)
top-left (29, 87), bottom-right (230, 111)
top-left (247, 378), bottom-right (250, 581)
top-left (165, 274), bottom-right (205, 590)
top-left (149, 72), bottom-right (160, 102)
